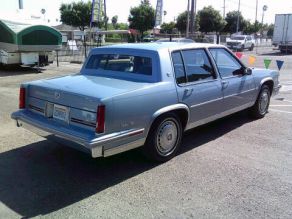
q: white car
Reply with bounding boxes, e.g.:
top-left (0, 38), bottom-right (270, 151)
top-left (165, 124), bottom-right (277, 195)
top-left (226, 35), bottom-right (255, 51)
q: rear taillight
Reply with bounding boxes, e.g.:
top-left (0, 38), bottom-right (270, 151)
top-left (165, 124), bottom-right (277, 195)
top-left (19, 87), bottom-right (26, 109)
top-left (96, 105), bottom-right (105, 133)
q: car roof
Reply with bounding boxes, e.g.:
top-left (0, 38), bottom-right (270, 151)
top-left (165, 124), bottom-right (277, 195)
top-left (92, 42), bottom-right (224, 53)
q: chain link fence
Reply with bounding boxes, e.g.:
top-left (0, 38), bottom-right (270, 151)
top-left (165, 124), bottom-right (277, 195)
top-left (54, 33), bottom-right (276, 66)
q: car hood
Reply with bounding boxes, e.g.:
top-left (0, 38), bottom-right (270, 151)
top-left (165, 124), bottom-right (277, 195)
top-left (227, 39), bottom-right (244, 43)
top-left (28, 74), bottom-right (150, 100)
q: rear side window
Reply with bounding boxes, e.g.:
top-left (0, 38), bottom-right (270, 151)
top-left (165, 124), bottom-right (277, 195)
top-left (172, 51), bottom-right (186, 84)
top-left (181, 49), bottom-right (215, 83)
top-left (86, 54), bottom-right (152, 75)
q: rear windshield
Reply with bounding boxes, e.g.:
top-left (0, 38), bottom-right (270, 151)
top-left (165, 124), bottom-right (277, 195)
top-left (85, 54), bottom-right (152, 76)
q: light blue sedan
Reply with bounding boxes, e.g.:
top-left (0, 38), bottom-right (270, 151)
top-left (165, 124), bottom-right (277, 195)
top-left (11, 43), bottom-right (281, 162)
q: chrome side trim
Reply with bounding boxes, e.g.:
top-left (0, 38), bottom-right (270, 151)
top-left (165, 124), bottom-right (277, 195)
top-left (153, 103), bottom-right (190, 118)
top-left (260, 77), bottom-right (273, 87)
top-left (190, 97), bottom-right (223, 108)
top-left (91, 128), bottom-right (145, 145)
top-left (102, 138), bottom-right (146, 157)
top-left (185, 102), bottom-right (253, 131)
top-left (223, 88), bottom-right (256, 99)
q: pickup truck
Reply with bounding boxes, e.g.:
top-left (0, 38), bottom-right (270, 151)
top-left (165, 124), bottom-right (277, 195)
top-left (11, 43), bottom-right (281, 162)
top-left (226, 35), bottom-right (255, 51)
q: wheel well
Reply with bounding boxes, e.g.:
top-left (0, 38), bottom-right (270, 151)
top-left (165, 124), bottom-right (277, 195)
top-left (174, 109), bottom-right (189, 130)
top-left (152, 109), bottom-right (189, 131)
top-left (262, 80), bottom-right (274, 94)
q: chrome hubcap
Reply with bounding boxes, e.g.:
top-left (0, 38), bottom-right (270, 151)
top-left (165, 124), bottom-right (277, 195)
top-left (259, 90), bottom-right (269, 114)
top-left (156, 120), bottom-right (178, 156)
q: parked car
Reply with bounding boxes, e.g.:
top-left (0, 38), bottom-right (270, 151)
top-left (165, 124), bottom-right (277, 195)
top-left (226, 35), bottom-right (255, 51)
top-left (12, 43), bottom-right (281, 162)
top-left (156, 38), bottom-right (194, 43)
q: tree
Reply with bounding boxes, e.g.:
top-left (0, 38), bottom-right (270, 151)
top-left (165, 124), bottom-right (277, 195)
top-left (243, 20), bottom-right (261, 34)
top-left (197, 6), bottom-right (226, 33)
top-left (160, 22), bottom-right (176, 34)
top-left (60, 1), bottom-right (107, 30)
top-left (224, 11), bottom-right (246, 34)
top-left (266, 24), bottom-right (274, 38)
top-left (128, 0), bottom-right (155, 38)
top-left (111, 15), bottom-right (118, 29)
top-left (176, 11), bottom-right (199, 33)
top-left (60, 1), bottom-right (92, 31)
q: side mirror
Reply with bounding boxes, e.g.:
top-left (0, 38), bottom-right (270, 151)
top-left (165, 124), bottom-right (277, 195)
top-left (233, 67), bottom-right (252, 76)
top-left (244, 67), bottom-right (252, 75)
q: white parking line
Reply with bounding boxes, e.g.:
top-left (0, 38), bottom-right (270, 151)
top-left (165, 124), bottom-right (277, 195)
top-left (282, 99), bottom-right (292, 103)
top-left (270, 105), bottom-right (292, 107)
top-left (270, 109), bottom-right (292, 114)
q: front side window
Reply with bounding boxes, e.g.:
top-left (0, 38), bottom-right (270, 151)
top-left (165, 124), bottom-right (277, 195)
top-left (181, 49), bottom-right (215, 83)
top-left (86, 54), bottom-right (152, 75)
top-left (209, 48), bottom-right (242, 78)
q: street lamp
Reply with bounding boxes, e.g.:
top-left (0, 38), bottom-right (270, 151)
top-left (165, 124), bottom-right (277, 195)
top-left (261, 5), bottom-right (268, 25)
top-left (41, 8), bottom-right (46, 21)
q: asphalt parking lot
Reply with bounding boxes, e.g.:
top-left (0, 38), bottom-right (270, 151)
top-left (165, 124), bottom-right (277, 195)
top-left (0, 47), bottom-right (292, 218)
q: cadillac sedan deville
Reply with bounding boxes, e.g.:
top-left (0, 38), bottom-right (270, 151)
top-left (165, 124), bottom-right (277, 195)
top-left (11, 43), bottom-right (281, 162)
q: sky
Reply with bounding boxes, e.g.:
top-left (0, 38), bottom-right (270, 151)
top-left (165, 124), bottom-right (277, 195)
top-left (0, 0), bottom-right (292, 26)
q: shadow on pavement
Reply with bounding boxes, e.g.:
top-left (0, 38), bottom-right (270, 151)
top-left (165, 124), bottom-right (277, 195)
top-left (0, 111), bottom-right (252, 218)
top-left (0, 65), bottom-right (46, 77)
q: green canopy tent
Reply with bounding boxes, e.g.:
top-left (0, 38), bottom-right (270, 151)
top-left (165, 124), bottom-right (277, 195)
top-left (0, 19), bottom-right (62, 52)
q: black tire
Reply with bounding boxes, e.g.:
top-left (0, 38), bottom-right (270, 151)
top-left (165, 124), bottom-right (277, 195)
top-left (143, 113), bottom-right (183, 162)
top-left (249, 85), bottom-right (271, 119)
top-left (249, 44), bottom-right (254, 51)
top-left (240, 45), bottom-right (245, 51)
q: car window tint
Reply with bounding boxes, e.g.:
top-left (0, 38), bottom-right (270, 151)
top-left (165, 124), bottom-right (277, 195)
top-left (86, 54), bottom-right (152, 75)
top-left (181, 49), bottom-right (215, 83)
top-left (209, 48), bottom-right (242, 78)
top-left (172, 51), bottom-right (186, 84)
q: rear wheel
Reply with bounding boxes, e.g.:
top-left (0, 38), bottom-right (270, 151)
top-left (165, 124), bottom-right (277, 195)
top-left (249, 85), bottom-right (271, 119)
top-left (143, 113), bottom-right (182, 162)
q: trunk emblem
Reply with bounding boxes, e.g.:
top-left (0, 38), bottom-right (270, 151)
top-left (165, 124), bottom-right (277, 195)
top-left (54, 92), bottom-right (61, 99)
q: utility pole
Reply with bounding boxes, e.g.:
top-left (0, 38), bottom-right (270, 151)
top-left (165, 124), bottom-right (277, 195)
top-left (223, 0), bottom-right (226, 18)
top-left (19, 0), bottom-right (23, 9)
top-left (236, 0), bottom-right (241, 33)
top-left (104, 0), bottom-right (107, 30)
top-left (190, 0), bottom-right (196, 34)
top-left (186, 0), bottom-right (190, 37)
top-left (255, 0), bottom-right (258, 23)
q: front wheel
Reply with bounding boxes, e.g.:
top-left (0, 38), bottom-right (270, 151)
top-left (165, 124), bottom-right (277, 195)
top-left (249, 44), bottom-right (254, 51)
top-left (249, 85), bottom-right (271, 119)
top-left (143, 113), bottom-right (182, 162)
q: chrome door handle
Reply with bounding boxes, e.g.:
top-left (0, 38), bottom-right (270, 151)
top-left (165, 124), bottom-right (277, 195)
top-left (184, 88), bottom-right (193, 97)
top-left (222, 81), bottom-right (229, 89)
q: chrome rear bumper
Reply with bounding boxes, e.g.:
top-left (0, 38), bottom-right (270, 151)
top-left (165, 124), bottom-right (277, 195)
top-left (12, 110), bottom-right (145, 158)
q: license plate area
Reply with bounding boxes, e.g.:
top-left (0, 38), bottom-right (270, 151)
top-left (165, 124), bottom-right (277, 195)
top-left (53, 104), bottom-right (69, 122)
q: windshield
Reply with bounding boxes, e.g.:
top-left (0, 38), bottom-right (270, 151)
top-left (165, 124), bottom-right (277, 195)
top-left (230, 36), bottom-right (246, 40)
top-left (85, 54), bottom-right (152, 75)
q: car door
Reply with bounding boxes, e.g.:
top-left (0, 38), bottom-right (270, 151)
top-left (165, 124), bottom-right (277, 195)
top-left (209, 48), bottom-right (257, 112)
top-left (246, 36), bottom-right (252, 48)
top-left (171, 49), bottom-right (223, 128)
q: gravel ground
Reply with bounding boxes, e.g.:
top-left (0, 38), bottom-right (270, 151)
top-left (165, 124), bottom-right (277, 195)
top-left (0, 48), bottom-right (292, 219)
